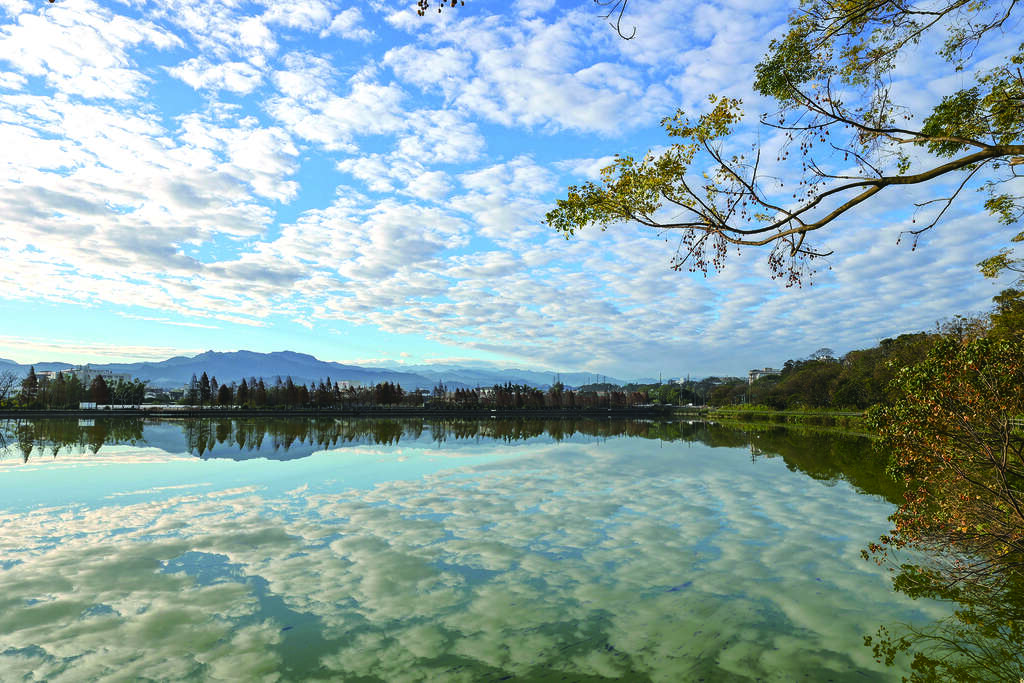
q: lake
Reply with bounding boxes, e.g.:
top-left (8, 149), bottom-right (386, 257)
top-left (0, 417), bottom-right (951, 681)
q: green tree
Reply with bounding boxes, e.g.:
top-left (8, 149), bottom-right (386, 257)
top-left (107, 378), bottom-right (146, 406)
top-left (48, 372), bottom-right (68, 409)
top-left (20, 366), bottom-right (38, 405)
top-left (254, 378), bottom-right (267, 407)
top-left (546, 381), bottom-right (565, 408)
top-left (64, 374), bottom-right (84, 407)
top-left (185, 374), bottom-right (199, 405)
top-left (545, 0), bottom-right (1024, 282)
top-left (131, 379), bottom-right (148, 405)
top-left (986, 287), bottom-right (1024, 337)
top-left (236, 378), bottom-right (249, 406)
top-left (89, 375), bottom-right (111, 404)
top-left (199, 371), bottom-right (211, 406)
top-left (866, 572), bottom-right (1024, 682)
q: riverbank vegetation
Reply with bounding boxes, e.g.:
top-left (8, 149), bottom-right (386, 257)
top-left (859, 333), bottom-right (1024, 679)
top-left (853, 303), bottom-right (1024, 676)
top-left (1, 415), bottom-right (883, 488)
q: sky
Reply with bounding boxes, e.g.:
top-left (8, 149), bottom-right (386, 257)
top-left (0, 0), bottom-right (1019, 379)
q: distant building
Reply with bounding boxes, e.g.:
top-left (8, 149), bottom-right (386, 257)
top-left (748, 368), bottom-right (781, 385)
top-left (70, 365), bottom-right (133, 385)
top-left (34, 368), bottom-right (132, 384)
top-left (30, 365), bottom-right (134, 385)
top-left (337, 380), bottom-right (361, 389)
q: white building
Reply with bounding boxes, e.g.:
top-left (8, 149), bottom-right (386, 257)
top-left (748, 368), bottom-right (781, 384)
top-left (62, 365), bottom-right (133, 385)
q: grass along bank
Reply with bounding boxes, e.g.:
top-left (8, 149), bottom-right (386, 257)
top-left (703, 406), bottom-right (867, 434)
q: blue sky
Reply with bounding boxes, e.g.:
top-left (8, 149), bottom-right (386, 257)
top-left (0, 0), bottom-right (1017, 378)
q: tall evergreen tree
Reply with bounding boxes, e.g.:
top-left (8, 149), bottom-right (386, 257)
top-left (20, 366), bottom-right (38, 404)
top-left (236, 378), bottom-right (249, 406)
top-left (51, 372), bottom-right (67, 409)
top-left (186, 374), bottom-right (199, 405)
top-left (65, 374), bottom-right (84, 406)
top-left (89, 375), bottom-right (110, 404)
top-left (254, 378), bottom-right (267, 407)
top-left (199, 372), bottom-right (211, 406)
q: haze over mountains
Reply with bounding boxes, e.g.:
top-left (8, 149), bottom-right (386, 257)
top-left (0, 350), bottom-right (641, 390)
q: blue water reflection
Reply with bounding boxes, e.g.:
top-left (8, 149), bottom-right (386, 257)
top-left (0, 418), bottom-right (946, 680)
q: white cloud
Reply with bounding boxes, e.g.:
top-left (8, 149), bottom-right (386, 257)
top-left (382, 44), bottom-right (472, 101)
top-left (117, 313), bottom-right (221, 329)
top-left (553, 155), bottom-right (616, 180)
top-left (0, 335), bottom-right (202, 363)
top-left (0, 70), bottom-right (26, 89)
top-left (168, 57), bottom-right (264, 94)
top-left (0, 0), bottom-right (1010, 378)
top-left (0, 0), bottom-right (181, 100)
top-left (266, 52), bottom-right (406, 151)
top-left (154, 0), bottom-right (277, 63)
top-left (320, 7), bottom-right (374, 42)
top-left (262, 0), bottom-right (334, 32)
top-left (395, 109), bottom-right (485, 164)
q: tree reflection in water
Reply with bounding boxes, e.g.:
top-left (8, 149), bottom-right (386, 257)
top-left (0, 416), bottom-right (863, 457)
top-left (0, 418), bottom-right (900, 499)
top-left (866, 569), bottom-right (1024, 682)
top-left (2, 415), bottom-right (1020, 678)
top-left (1, 417), bottom-right (143, 461)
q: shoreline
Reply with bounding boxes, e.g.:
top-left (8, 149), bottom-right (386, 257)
top-left (0, 406), bottom-right (691, 419)
top-left (705, 407), bottom-right (867, 433)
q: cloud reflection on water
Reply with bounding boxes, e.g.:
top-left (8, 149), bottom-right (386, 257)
top-left (0, 437), bottom-right (946, 681)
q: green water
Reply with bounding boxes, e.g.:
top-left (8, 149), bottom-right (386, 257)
top-left (0, 418), bottom-right (955, 680)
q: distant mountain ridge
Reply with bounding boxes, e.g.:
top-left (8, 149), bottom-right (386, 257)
top-left (0, 350), bottom-right (632, 390)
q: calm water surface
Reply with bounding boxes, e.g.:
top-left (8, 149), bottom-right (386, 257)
top-left (0, 418), bottom-right (949, 681)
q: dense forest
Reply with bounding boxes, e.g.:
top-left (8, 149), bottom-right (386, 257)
top-left (693, 290), bottom-right (1021, 410)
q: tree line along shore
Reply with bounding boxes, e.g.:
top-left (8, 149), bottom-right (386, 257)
top-left (1, 290), bottom-right (1021, 417)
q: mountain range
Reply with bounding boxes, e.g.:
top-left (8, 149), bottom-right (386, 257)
top-left (0, 350), bottom-right (642, 390)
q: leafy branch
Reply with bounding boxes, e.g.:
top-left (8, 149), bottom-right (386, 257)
top-left (547, 0), bottom-right (1024, 282)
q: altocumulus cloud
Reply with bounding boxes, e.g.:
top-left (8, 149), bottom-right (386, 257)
top-left (0, 0), bottom-right (1014, 375)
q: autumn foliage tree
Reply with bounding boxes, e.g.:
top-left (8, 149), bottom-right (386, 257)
top-left (541, 0), bottom-right (1023, 283)
top-left (866, 335), bottom-right (1024, 584)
